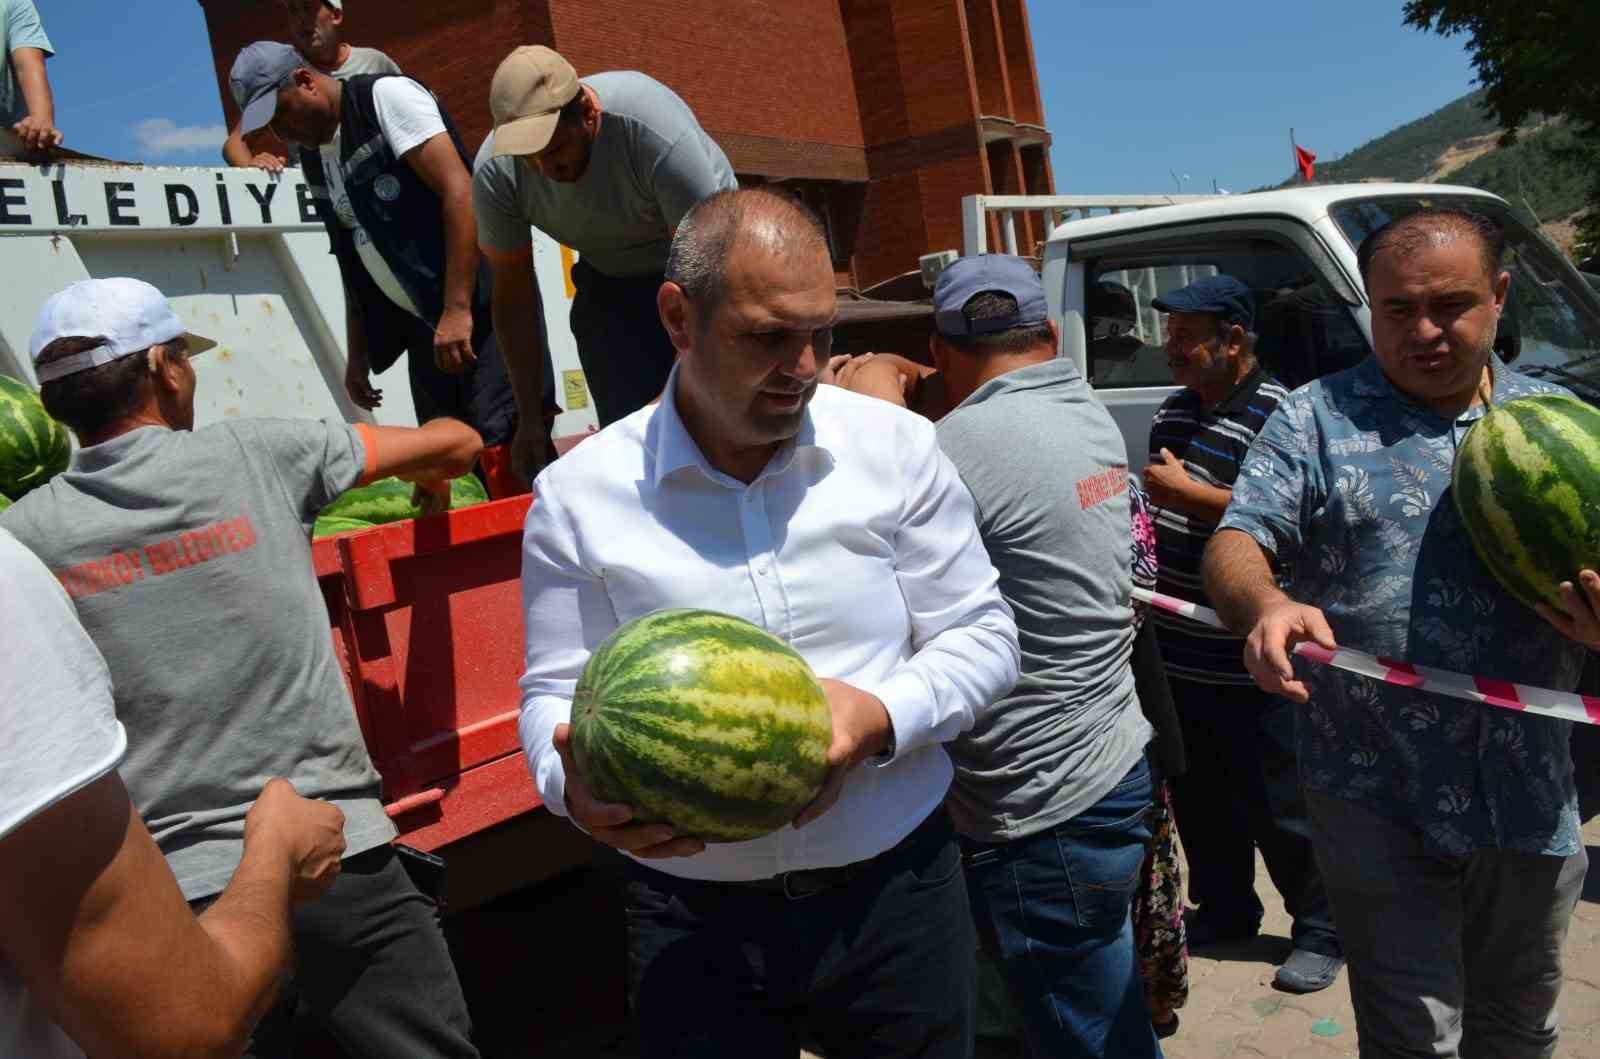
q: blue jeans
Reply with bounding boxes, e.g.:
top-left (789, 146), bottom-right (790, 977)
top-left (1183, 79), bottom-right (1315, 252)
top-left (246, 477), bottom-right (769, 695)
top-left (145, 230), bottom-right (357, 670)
top-left (962, 756), bottom-right (1163, 1059)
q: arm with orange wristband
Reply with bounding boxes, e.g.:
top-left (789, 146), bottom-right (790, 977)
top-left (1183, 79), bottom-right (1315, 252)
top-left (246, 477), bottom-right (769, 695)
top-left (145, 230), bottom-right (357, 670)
top-left (353, 418), bottom-right (483, 513)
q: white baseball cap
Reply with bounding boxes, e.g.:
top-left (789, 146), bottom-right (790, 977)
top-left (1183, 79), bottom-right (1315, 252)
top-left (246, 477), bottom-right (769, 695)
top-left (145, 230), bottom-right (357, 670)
top-left (30, 278), bottom-right (217, 383)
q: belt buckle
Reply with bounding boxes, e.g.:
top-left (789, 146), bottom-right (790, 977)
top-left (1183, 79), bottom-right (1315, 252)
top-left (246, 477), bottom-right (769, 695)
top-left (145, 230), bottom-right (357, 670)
top-left (780, 870), bottom-right (813, 901)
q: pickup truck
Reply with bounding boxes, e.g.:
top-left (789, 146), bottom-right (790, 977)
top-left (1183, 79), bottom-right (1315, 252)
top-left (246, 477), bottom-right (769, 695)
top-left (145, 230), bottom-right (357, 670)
top-left (960, 184), bottom-right (1600, 465)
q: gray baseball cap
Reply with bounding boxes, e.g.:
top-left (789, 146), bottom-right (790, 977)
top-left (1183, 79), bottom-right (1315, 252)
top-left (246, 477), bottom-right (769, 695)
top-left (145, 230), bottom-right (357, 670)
top-left (933, 255), bottom-right (1049, 338)
top-left (230, 41), bottom-right (306, 137)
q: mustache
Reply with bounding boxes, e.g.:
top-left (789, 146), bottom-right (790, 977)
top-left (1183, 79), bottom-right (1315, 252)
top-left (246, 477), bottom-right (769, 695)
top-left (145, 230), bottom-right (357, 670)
top-left (762, 377), bottom-right (815, 396)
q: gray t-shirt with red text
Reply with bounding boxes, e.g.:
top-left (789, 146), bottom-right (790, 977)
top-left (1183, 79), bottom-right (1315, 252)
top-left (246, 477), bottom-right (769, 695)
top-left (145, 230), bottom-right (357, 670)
top-left (0, 420), bottom-right (395, 899)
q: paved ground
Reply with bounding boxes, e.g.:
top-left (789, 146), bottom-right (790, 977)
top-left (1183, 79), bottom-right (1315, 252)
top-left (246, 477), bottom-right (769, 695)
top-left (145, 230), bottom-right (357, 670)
top-left (474, 814), bottom-right (1600, 1058)
top-left (968, 816), bottom-right (1600, 1059)
top-left (1133, 822), bottom-right (1600, 1059)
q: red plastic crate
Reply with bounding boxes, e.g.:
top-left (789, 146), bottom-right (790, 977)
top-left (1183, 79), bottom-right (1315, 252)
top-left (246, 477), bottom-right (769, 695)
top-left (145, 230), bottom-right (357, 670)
top-left (313, 495), bottom-right (541, 850)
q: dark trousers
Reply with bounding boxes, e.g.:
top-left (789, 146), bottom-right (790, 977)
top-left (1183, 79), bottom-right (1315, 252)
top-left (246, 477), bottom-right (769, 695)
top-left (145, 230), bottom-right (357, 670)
top-left (1167, 677), bottom-right (1340, 957)
top-left (962, 756), bottom-right (1163, 1059)
top-left (407, 321), bottom-right (521, 447)
top-left (569, 259), bottom-right (678, 426)
top-left (622, 810), bottom-right (977, 1058)
top-left (194, 845), bottom-right (478, 1059)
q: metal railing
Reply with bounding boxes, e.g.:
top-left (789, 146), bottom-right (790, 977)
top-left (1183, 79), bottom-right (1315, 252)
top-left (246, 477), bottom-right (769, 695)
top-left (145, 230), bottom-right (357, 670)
top-left (961, 193), bottom-right (1216, 256)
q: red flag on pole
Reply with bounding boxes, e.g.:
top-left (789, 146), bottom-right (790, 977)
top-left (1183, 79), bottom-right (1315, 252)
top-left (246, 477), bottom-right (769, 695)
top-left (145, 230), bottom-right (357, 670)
top-left (1294, 143), bottom-right (1317, 183)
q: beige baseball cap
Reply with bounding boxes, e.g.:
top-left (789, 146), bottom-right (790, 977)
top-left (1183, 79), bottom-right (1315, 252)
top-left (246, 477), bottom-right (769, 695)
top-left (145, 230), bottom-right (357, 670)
top-left (489, 46), bottom-right (581, 158)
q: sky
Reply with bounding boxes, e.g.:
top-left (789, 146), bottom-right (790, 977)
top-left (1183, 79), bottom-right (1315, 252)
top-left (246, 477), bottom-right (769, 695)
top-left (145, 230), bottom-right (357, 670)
top-left (43, 0), bottom-right (1480, 192)
top-left (1029, 0), bottom-right (1480, 193)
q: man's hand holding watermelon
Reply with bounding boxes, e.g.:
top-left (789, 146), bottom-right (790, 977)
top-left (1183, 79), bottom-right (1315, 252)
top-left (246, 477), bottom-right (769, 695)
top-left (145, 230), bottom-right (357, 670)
top-left (1535, 569), bottom-right (1600, 650)
top-left (792, 679), bottom-right (892, 829)
top-left (551, 722), bottom-right (706, 859)
top-left (551, 675), bottom-right (891, 850)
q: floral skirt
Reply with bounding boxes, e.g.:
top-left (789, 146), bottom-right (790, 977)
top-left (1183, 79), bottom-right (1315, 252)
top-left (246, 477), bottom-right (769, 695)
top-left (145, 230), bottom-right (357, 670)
top-left (1133, 779), bottom-right (1189, 1013)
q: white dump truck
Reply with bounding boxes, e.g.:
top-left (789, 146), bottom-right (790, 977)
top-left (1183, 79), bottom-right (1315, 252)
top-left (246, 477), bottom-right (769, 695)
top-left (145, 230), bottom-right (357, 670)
top-left (0, 159), bottom-right (601, 439)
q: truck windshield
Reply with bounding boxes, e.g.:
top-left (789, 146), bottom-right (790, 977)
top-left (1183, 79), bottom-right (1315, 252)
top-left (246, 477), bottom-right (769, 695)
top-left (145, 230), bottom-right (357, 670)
top-left (1331, 196), bottom-right (1600, 397)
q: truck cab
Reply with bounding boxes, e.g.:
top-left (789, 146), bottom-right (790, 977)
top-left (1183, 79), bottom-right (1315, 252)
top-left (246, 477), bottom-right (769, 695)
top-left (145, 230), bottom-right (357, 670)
top-left (967, 185), bottom-right (1600, 465)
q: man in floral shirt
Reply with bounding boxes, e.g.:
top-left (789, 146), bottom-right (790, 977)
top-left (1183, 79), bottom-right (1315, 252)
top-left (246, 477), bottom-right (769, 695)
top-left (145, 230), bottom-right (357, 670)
top-left (1204, 208), bottom-right (1596, 1058)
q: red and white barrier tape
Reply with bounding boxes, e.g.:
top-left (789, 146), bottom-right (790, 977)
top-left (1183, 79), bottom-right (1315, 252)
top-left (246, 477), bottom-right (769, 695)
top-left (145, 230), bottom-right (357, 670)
top-left (1132, 588), bottom-right (1600, 727)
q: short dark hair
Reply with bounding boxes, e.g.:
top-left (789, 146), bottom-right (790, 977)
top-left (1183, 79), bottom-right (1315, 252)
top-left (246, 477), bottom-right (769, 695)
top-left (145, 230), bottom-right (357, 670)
top-left (556, 91), bottom-right (587, 127)
top-left (665, 187), bottom-right (829, 315)
top-left (36, 336), bottom-right (151, 437)
top-left (939, 291), bottom-right (1054, 355)
top-left (1357, 208), bottom-right (1506, 286)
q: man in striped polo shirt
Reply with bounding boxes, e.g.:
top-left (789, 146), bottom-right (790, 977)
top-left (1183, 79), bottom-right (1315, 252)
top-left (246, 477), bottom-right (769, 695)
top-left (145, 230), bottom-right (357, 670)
top-left (1143, 275), bottom-right (1343, 994)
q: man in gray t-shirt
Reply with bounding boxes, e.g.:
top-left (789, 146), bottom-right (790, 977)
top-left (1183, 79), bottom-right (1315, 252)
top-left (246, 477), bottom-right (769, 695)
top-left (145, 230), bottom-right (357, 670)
top-left (2, 277), bottom-right (484, 1058)
top-left (221, 0), bottom-right (400, 170)
top-left (830, 256), bottom-right (1161, 1058)
top-left (0, 0), bottom-right (59, 154)
top-left (474, 45), bottom-right (736, 473)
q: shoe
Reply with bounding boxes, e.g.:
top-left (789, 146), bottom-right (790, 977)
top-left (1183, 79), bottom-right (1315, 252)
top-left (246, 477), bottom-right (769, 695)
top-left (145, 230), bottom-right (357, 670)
top-left (1184, 913), bottom-right (1259, 948)
top-left (1273, 948), bottom-right (1344, 993)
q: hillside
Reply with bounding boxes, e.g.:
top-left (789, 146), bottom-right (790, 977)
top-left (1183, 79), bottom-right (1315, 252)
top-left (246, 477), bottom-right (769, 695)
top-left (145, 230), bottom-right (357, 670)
top-left (1281, 90), bottom-right (1592, 247)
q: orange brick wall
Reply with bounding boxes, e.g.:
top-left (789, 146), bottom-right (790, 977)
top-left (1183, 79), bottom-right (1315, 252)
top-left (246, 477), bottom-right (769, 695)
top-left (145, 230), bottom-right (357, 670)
top-left (197, 0), bottom-right (1053, 287)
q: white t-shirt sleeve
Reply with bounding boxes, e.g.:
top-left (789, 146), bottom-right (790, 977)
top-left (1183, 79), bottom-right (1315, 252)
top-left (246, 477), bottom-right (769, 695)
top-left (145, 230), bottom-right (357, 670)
top-left (0, 528), bottom-right (126, 840)
top-left (372, 77), bottom-right (448, 160)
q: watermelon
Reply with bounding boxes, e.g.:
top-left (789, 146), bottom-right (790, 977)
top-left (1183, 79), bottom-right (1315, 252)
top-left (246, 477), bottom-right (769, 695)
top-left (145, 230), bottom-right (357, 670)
top-left (1453, 393), bottom-right (1600, 615)
top-left (0, 375), bottom-right (70, 499)
top-left (570, 609), bottom-right (833, 843)
top-left (312, 514), bottom-right (377, 538)
top-left (317, 474), bottom-right (489, 526)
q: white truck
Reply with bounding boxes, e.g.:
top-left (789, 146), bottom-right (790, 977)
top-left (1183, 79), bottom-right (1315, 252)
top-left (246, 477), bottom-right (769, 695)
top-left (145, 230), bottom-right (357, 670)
top-left (0, 160), bottom-right (601, 439)
top-left (961, 185), bottom-right (1600, 465)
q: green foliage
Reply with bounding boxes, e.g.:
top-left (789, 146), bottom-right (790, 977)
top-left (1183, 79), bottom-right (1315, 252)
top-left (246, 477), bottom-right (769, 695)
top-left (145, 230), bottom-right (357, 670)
top-left (1404, 0), bottom-right (1600, 256)
top-left (1447, 122), bottom-right (1593, 227)
top-left (1403, 1), bottom-right (1600, 141)
top-left (1312, 90), bottom-right (1500, 184)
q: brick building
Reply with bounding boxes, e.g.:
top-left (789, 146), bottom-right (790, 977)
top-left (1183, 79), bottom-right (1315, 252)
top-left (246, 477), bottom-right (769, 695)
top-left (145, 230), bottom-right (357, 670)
top-left (198, 0), bottom-right (1054, 289)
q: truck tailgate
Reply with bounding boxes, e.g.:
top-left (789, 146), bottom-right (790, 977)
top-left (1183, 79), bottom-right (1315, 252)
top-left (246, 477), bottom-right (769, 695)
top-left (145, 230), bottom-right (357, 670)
top-left (312, 494), bottom-right (539, 851)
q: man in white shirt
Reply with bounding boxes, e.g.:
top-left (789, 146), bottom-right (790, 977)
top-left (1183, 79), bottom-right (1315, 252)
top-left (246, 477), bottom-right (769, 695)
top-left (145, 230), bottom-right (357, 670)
top-left (222, 0), bottom-right (400, 170)
top-left (518, 187), bottom-right (1020, 1056)
top-left (0, 527), bottom-right (346, 1059)
top-left (232, 41), bottom-right (537, 462)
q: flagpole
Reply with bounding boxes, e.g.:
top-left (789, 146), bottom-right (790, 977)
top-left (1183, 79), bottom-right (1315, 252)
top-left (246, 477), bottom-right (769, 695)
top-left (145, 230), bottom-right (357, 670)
top-left (1290, 128), bottom-right (1297, 184)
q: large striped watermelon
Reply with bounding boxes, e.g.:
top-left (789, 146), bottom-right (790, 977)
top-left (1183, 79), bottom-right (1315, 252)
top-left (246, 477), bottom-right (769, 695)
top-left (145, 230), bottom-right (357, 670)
top-left (1453, 393), bottom-right (1600, 615)
top-left (570, 609), bottom-right (833, 843)
top-left (317, 474), bottom-right (489, 526)
top-left (0, 375), bottom-right (70, 499)
top-left (312, 514), bottom-right (377, 539)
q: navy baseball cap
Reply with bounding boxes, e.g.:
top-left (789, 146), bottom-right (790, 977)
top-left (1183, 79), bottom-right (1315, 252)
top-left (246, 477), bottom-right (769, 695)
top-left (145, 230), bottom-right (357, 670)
top-left (230, 42), bottom-right (306, 137)
top-left (933, 255), bottom-right (1049, 338)
top-left (1152, 274), bottom-right (1255, 330)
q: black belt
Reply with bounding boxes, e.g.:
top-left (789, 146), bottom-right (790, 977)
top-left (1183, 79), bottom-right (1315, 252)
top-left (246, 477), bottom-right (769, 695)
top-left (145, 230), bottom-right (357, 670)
top-left (729, 810), bottom-right (948, 901)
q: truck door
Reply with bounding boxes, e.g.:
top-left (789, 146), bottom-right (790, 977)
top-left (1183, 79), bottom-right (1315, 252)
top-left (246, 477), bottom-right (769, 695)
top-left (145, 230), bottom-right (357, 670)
top-left (1068, 220), bottom-right (1370, 471)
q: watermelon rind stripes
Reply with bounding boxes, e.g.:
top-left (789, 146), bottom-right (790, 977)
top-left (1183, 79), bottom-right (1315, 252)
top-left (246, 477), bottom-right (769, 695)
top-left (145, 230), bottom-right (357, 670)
top-left (0, 374), bottom-right (70, 499)
top-left (1453, 393), bottom-right (1600, 615)
top-left (571, 608), bottom-right (833, 843)
top-left (312, 514), bottom-right (377, 538)
top-left (317, 474), bottom-right (490, 525)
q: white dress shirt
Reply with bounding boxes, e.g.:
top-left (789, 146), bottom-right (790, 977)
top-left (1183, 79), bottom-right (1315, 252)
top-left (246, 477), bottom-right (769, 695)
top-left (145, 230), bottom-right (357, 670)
top-left (517, 371), bottom-right (1020, 881)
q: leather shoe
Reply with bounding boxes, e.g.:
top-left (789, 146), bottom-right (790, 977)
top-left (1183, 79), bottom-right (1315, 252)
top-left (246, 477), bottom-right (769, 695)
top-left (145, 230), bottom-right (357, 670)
top-left (1273, 948), bottom-right (1343, 993)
